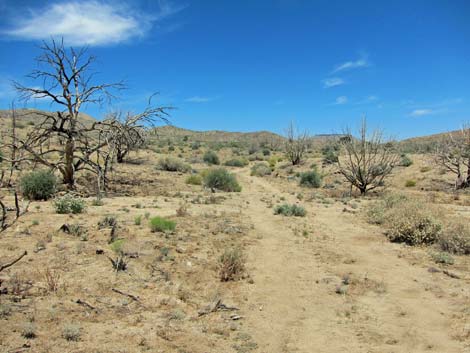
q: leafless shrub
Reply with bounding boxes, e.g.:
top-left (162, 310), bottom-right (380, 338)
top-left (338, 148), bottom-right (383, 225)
top-left (284, 121), bottom-right (309, 165)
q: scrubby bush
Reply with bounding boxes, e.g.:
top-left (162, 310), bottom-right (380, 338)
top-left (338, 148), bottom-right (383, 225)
top-left (54, 194), bottom-right (85, 214)
top-left (203, 150), bottom-right (220, 165)
top-left (219, 247), bottom-right (245, 281)
top-left (62, 324), bottom-right (81, 341)
top-left (250, 162), bottom-right (271, 177)
top-left (191, 141), bottom-right (201, 150)
top-left (262, 148), bottom-right (271, 156)
top-left (149, 216), bottom-right (176, 233)
top-left (400, 154), bottom-right (413, 167)
top-left (299, 170), bottom-right (322, 188)
top-left (405, 180), bottom-right (416, 187)
top-left (20, 170), bottom-right (57, 200)
top-left (224, 158), bottom-right (248, 167)
top-left (157, 157), bottom-right (191, 173)
top-left (438, 221), bottom-right (470, 255)
top-left (203, 168), bottom-right (241, 192)
top-left (274, 204), bottom-right (306, 217)
top-left (185, 174), bottom-right (202, 185)
top-left (367, 194), bottom-right (442, 245)
top-left (321, 145), bottom-right (339, 164)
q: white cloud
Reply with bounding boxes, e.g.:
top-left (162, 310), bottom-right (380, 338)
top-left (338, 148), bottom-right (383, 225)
top-left (332, 54), bottom-right (370, 73)
top-left (335, 96), bottom-right (348, 105)
top-left (185, 96), bottom-right (216, 103)
top-left (3, 1), bottom-right (185, 46)
top-left (409, 109), bottom-right (435, 117)
top-left (322, 77), bottom-right (345, 88)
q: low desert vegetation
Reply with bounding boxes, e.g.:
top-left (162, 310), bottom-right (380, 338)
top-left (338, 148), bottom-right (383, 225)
top-left (20, 170), bottom-right (57, 200)
top-left (224, 158), bottom-right (249, 167)
top-left (149, 216), bottom-right (176, 233)
top-left (250, 162), bottom-right (272, 176)
top-left (299, 169), bottom-right (322, 188)
top-left (185, 174), bottom-right (202, 185)
top-left (157, 157), bottom-right (191, 172)
top-left (53, 194), bottom-right (86, 214)
top-left (203, 168), bottom-right (241, 192)
top-left (203, 150), bottom-right (220, 165)
top-left (274, 204), bottom-right (306, 217)
top-left (219, 247), bottom-right (246, 281)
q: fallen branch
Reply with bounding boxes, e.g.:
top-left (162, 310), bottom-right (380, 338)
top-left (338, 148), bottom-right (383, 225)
top-left (198, 298), bottom-right (239, 317)
top-left (75, 299), bottom-right (98, 312)
top-left (112, 288), bottom-right (139, 302)
top-left (0, 251), bottom-right (27, 272)
top-left (443, 270), bottom-right (461, 279)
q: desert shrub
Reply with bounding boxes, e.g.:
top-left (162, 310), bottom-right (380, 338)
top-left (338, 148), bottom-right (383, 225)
top-left (224, 158), bottom-right (248, 167)
top-left (186, 174), bottom-right (202, 185)
top-left (98, 215), bottom-right (117, 229)
top-left (150, 216), bottom-right (176, 233)
top-left (431, 252), bottom-right (454, 265)
top-left (420, 166), bottom-right (431, 173)
top-left (385, 201), bottom-right (442, 245)
top-left (54, 194), bottom-right (85, 214)
top-left (400, 154), bottom-right (413, 167)
top-left (203, 168), bottom-right (241, 192)
top-left (20, 170), bottom-right (57, 200)
top-left (203, 150), bottom-right (220, 165)
top-left (262, 148), bottom-right (271, 156)
top-left (405, 180), bottom-right (416, 187)
top-left (219, 247), bottom-right (245, 281)
top-left (321, 145), bottom-right (339, 164)
top-left (438, 221), bottom-right (470, 255)
top-left (299, 170), bottom-right (322, 188)
top-left (274, 204), bottom-right (306, 217)
top-left (62, 324), bottom-right (81, 341)
top-left (22, 322), bottom-right (36, 339)
top-left (250, 162), bottom-right (271, 177)
top-left (191, 141), bottom-right (201, 150)
top-left (366, 193), bottom-right (409, 225)
top-left (134, 215), bottom-right (142, 225)
top-left (157, 157), bottom-right (191, 173)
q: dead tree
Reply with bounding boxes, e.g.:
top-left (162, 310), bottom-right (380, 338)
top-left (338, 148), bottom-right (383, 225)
top-left (107, 97), bottom-right (171, 163)
top-left (13, 39), bottom-right (124, 188)
top-left (336, 118), bottom-right (399, 195)
top-left (284, 121), bottom-right (309, 165)
top-left (435, 124), bottom-right (470, 189)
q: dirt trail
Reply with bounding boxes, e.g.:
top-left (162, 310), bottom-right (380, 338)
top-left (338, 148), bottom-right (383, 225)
top-left (236, 170), bottom-right (469, 353)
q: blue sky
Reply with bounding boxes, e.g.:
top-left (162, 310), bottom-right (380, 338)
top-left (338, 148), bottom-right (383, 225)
top-left (0, 0), bottom-right (469, 139)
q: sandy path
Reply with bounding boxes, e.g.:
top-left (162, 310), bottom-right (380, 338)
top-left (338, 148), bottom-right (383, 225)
top-left (236, 170), bottom-right (469, 353)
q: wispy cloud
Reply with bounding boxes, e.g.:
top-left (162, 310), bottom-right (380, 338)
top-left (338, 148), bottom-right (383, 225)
top-left (335, 96), bottom-right (348, 105)
top-left (332, 54), bottom-right (370, 73)
top-left (3, 1), bottom-right (186, 46)
top-left (322, 77), bottom-right (345, 88)
top-left (409, 109), bottom-right (435, 117)
top-left (185, 96), bottom-right (217, 103)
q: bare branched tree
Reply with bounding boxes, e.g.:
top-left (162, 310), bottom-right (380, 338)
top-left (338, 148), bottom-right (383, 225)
top-left (435, 124), bottom-right (470, 189)
top-left (13, 39), bottom-right (125, 188)
top-left (336, 118), bottom-right (399, 195)
top-left (107, 97), bottom-right (172, 163)
top-left (284, 121), bottom-right (309, 165)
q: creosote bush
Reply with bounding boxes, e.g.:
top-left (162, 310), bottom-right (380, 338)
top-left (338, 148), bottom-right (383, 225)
top-left (219, 247), bottom-right (245, 281)
top-left (157, 157), bottom-right (191, 173)
top-left (20, 170), bottom-right (57, 200)
top-left (203, 168), bottom-right (241, 192)
top-left (203, 150), bottom-right (220, 165)
top-left (185, 174), bottom-right (202, 185)
top-left (274, 204), bottom-right (306, 217)
top-left (224, 158), bottom-right (248, 167)
top-left (250, 162), bottom-right (272, 177)
top-left (54, 194), bottom-right (86, 214)
top-left (299, 170), bottom-right (322, 188)
top-left (150, 216), bottom-right (176, 233)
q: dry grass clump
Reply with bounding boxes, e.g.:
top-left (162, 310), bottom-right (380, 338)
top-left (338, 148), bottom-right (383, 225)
top-left (157, 157), bottom-right (191, 173)
top-left (250, 162), bottom-right (271, 177)
top-left (219, 247), bottom-right (245, 281)
top-left (438, 220), bottom-right (470, 255)
top-left (62, 323), bottom-right (81, 341)
top-left (185, 174), bottom-right (202, 185)
top-left (367, 194), bottom-right (442, 245)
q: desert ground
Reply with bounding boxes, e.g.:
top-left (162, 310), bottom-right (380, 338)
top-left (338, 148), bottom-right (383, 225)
top-left (0, 124), bottom-right (469, 353)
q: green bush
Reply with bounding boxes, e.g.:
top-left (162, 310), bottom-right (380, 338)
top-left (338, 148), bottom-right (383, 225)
top-left (405, 180), bottom-right (416, 187)
top-left (53, 194), bottom-right (86, 214)
top-left (149, 216), bottom-right (176, 232)
top-left (157, 157), bottom-right (191, 173)
top-left (203, 151), bottom-right (220, 165)
top-left (321, 145), bottom-right (339, 164)
top-left (400, 154), bottom-right (413, 167)
top-left (185, 174), bottom-right (202, 185)
top-left (274, 204), bottom-right (306, 217)
top-left (250, 162), bottom-right (271, 177)
top-left (224, 158), bottom-right (248, 167)
top-left (20, 170), bottom-right (57, 200)
top-left (203, 168), bottom-right (241, 192)
top-left (299, 170), bottom-right (322, 188)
